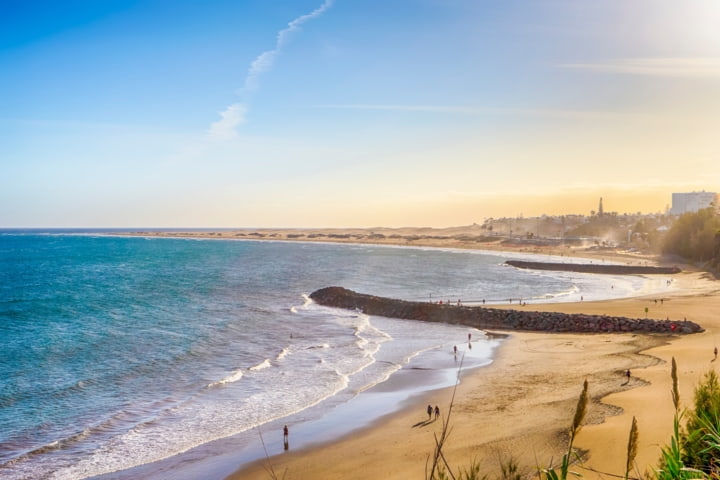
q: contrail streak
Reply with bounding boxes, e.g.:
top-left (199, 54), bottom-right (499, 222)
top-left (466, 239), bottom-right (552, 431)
top-left (208, 0), bottom-right (335, 138)
top-left (244, 0), bottom-right (334, 92)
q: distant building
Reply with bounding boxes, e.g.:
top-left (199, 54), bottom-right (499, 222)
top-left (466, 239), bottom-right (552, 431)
top-left (670, 191), bottom-right (717, 215)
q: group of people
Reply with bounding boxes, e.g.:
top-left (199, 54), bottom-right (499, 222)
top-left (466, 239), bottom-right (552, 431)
top-left (282, 330), bottom-right (481, 452)
top-left (437, 299), bottom-right (463, 306)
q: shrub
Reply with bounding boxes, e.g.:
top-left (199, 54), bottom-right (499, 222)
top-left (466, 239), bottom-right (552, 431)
top-left (682, 370), bottom-right (720, 473)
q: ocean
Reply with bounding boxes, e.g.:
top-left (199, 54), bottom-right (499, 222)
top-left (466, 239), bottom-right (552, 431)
top-left (0, 232), bottom-right (658, 480)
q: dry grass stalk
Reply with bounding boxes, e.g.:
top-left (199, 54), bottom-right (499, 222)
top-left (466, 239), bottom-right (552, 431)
top-left (671, 357), bottom-right (680, 411)
top-left (570, 379), bottom-right (589, 445)
top-left (625, 416), bottom-right (639, 480)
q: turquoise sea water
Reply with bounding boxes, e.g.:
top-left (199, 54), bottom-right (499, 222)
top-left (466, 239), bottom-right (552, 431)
top-left (0, 232), bottom-right (652, 479)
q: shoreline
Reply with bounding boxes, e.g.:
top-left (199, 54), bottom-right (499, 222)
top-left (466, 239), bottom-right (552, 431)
top-left (96, 331), bottom-right (501, 480)
top-left (228, 329), bottom-right (669, 479)
top-left (227, 270), bottom-right (720, 479)
top-left (104, 228), bottom-right (720, 478)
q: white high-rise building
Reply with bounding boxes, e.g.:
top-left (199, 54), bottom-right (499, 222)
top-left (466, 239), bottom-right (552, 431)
top-left (670, 191), bottom-right (717, 215)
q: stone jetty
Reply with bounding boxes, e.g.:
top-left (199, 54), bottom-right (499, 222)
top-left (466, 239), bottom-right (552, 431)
top-left (505, 260), bottom-right (681, 275)
top-left (309, 287), bottom-right (702, 334)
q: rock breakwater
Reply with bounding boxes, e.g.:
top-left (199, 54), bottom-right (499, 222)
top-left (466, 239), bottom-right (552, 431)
top-left (310, 287), bottom-right (702, 334)
top-left (505, 260), bottom-right (681, 275)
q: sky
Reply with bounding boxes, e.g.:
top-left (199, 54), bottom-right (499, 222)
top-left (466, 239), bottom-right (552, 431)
top-left (1, 0), bottom-right (719, 228)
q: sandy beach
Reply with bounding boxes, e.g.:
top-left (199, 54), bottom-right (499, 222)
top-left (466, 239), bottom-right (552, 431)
top-left (225, 273), bottom-right (720, 479)
top-left (118, 228), bottom-right (720, 479)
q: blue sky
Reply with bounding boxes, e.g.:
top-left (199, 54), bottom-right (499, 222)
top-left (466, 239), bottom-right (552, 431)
top-left (2, 0), bottom-right (719, 227)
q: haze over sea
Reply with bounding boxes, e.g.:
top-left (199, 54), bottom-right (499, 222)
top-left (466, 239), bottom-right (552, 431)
top-left (0, 231), bottom-right (666, 479)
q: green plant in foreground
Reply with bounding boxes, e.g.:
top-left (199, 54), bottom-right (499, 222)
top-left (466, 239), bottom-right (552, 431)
top-left (698, 415), bottom-right (720, 477)
top-left (655, 357), bottom-right (706, 480)
top-left (682, 370), bottom-right (720, 472)
top-left (424, 357), bottom-right (720, 480)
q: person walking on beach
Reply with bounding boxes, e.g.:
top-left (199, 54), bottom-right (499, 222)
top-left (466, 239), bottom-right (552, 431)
top-left (283, 425), bottom-right (289, 450)
top-left (625, 369), bottom-right (631, 382)
top-left (427, 404), bottom-right (433, 420)
top-left (714, 346), bottom-right (718, 361)
top-left (434, 405), bottom-right (440, 420)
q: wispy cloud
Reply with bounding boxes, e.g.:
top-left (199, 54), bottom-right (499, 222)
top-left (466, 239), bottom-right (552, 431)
top-left (206, 0), bottom-right (335, 140)
top-left (207, 103), bottom-right (247, 139)
top-left (244, 0), bottom-right (335, 93)
top-left (558, 57), bottom-right (720, 78)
